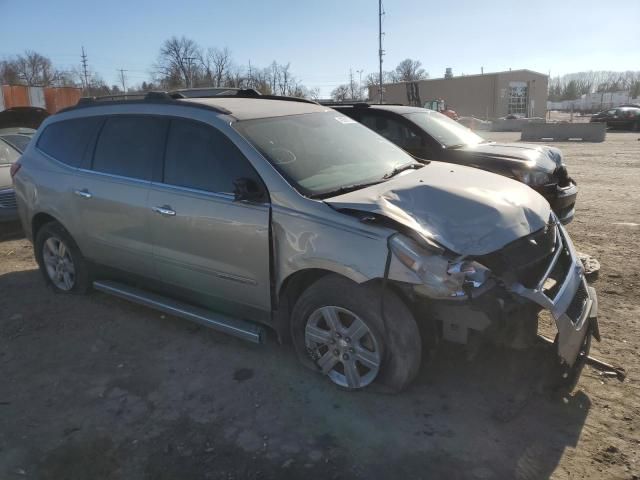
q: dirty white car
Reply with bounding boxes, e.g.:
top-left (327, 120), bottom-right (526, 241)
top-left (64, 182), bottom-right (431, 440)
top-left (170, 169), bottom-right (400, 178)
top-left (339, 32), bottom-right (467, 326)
top-left (14, 92), bottom-right (599, 392)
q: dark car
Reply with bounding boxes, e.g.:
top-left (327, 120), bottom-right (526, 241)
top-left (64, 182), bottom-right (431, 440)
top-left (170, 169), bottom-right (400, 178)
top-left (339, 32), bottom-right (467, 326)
top-left (333, 104), bottom-right (578, 224)
top-left (590, 106), bottom-right (640, 131)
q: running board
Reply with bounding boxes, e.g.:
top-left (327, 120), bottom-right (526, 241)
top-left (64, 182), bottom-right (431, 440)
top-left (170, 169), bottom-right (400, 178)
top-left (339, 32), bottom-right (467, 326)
top-left (93, 280), bottom-right (265, 344)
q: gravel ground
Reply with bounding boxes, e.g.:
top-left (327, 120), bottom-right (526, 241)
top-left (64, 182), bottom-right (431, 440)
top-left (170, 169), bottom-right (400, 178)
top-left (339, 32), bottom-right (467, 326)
top-left (1, 131), bottom-right (639, 479)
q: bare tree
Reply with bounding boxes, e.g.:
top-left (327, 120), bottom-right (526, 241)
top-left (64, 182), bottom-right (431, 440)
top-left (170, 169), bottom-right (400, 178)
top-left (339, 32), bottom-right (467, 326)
top-left (11, 51), bottom-right (59, 86)
top-left (0, 60), bottom-right (21, 84)
top-left (155, 36), bottom-right (201, 88)
top-left (207, 47), bottom-right (232, 87)
top-left (394, 58), bottom-right (428, 82)
top-left (331, 84), bottom-right (351, 102)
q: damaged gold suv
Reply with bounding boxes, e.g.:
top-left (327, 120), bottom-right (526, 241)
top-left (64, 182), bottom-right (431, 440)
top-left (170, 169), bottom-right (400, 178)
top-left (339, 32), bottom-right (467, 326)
top-left (13, 92), bottom-right (599, 391)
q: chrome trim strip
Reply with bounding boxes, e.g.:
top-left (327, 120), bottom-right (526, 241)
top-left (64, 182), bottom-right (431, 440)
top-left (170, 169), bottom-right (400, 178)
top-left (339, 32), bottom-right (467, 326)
top-left (149, 182), bottom-right (271, 208)
top-left (536, 228), bottom-right (563, 292)
top-left (93, 280), bottom-right (264, 344)
top-left (76, 168), bottom-right (151, 186)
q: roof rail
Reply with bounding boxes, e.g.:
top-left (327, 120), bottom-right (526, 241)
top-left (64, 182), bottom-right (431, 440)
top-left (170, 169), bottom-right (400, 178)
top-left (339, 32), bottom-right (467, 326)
top-left (170, 87), bottom-right (261, 99)
top-left (59, 91), bottom-right (231, 115)
top-left (77, 91), bottom-right (174, 105)
top-left (319, 101), bottom-right (370, 107)
top-left (211, 92), bottom-right (319, 105)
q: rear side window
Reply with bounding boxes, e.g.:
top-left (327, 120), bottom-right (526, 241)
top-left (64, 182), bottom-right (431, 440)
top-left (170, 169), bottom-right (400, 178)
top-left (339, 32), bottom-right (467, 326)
top-left (93, 116), bottom-right (166, 181)
top-left (163, 119), bottom-right (257, 194)
top-left (37, 117), bottom-right (103, 167)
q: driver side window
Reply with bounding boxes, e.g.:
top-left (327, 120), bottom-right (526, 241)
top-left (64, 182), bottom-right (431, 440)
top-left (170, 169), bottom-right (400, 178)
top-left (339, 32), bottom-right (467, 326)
top-left (163, 119), bottom-right (259, 195)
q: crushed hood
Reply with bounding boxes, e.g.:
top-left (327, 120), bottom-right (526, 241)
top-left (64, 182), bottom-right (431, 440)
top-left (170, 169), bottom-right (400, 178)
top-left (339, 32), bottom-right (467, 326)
top-left (455, 142), bottom-right (562, 173)
top-left (326, 161), bottom-right (552, 256)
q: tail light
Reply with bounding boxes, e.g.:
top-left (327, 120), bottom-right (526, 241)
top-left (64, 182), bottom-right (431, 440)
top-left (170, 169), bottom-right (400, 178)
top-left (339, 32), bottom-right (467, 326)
top-left (10, 161), bottom-right (22, 180)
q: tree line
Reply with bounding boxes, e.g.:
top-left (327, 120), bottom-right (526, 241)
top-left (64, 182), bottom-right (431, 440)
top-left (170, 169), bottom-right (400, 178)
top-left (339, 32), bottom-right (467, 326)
top-left (548, 71), bottom-right (640, 101)
top-left (2, 45), bottom-right (639, 102)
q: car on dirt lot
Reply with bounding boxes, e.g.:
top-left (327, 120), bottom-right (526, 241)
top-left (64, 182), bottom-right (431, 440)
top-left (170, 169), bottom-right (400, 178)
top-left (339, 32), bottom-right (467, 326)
top-left (590, 106), bottom-right (640, 131)
top-left (12, 92), bottom-right (599, 392)
top-left (332, 104), bottom-right (579, 224)
top-left (0, 127), bottom-right (35, 222)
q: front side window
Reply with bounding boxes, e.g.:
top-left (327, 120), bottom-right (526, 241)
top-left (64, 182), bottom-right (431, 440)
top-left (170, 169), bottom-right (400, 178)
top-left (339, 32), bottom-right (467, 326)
top-left (37, 117), bottom-right (103, 167)
top-left (358, 113), bottom-right (420, 150)
top-left (234, 111), bottom-right (417, 197)
top-left (405, 111), bottom-right (485, 148)
top-left (163, 119), bottom-right (258, 194)
top-left (93, 116), bottom-right (166, 180)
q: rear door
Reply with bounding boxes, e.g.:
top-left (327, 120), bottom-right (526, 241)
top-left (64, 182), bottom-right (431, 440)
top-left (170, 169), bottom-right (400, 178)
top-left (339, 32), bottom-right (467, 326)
top-left (74, 115), bottom-right (167, 276)
top-left (148, 118), bottom-right (271, 320)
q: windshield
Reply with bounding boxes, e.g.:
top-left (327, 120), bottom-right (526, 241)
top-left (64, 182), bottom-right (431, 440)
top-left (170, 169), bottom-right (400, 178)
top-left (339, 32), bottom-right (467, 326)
top-left (405, 110), bottom-right (485, 148)
top-left (234, 111), bottom-right (418, 197)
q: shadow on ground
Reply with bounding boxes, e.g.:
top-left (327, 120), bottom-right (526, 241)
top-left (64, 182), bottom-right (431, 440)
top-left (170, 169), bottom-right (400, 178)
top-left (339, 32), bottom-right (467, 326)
top-left (0, 269), bottom-right (590, 479)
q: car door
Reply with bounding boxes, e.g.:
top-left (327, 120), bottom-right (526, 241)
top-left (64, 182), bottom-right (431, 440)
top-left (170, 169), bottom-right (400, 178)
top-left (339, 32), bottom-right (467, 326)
top-left (74, 115), bottom-right (167, 277)
top-left (148, 117), bottom-right (271, 321)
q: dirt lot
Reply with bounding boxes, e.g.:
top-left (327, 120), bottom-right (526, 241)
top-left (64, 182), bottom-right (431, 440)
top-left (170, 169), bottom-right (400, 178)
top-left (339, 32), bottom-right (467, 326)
top-left (1, 131), bottom-right (639, 479)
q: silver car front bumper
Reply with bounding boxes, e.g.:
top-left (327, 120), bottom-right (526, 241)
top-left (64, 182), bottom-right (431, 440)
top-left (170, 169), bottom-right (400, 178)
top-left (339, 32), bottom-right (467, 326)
top-left (509, 222), bottom-right (598, 366)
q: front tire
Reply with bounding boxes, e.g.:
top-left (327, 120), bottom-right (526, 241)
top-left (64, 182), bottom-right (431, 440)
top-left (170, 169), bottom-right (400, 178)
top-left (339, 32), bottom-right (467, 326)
top-left (291, 274), bottom-right (422, 392)
top-left (34, 222), bottom-right (91, 294)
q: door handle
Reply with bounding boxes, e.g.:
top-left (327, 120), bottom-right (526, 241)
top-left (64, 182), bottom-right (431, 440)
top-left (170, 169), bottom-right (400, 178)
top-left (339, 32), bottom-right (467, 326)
top-left (74, 189), bottom-right (92, 199)
top-left (152, 205), bottom-right (176, 216)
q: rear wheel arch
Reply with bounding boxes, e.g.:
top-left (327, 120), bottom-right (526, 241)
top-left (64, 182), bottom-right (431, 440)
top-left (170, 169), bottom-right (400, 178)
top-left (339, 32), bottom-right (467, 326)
top-left (32, 212), bottom-right (63, 241)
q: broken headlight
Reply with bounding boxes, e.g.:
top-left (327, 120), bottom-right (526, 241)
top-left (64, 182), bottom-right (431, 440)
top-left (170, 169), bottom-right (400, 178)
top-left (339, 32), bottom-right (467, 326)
top-left (389, 234), bottom-right (491, 299)
top-left (512, 169), bottom-right (553, 186)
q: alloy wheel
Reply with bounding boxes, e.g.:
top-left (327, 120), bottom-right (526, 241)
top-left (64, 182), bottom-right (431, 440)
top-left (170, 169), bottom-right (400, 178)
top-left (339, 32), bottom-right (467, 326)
top-left (305, 306), bottom-right (382, 389)
top-left (42, 236), bottom-right (76, 291)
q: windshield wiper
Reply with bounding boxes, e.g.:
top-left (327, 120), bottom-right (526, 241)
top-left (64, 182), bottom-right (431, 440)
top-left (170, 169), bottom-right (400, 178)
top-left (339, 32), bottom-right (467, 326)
top-left (382, 162), bottom-right (423, 179)
top-left (309, 180), bottom-right (386, 199)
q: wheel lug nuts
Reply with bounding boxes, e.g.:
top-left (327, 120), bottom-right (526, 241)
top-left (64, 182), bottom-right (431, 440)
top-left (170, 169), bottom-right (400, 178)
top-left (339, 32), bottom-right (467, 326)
top-left (342, 353), bottom-right (350, 361)
top-left (333, 349), bottom-right (340, 356)
top-left (349, 347), bottom-right (355, 353)
top-left (345, 337), bottom-right (351, 343)
top-left (335, 332), bottom-right (341, 338)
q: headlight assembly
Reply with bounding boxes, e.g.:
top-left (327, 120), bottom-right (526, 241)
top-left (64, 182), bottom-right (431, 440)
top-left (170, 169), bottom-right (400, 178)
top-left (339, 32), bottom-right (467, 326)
top-left (512, 169), bottom-right (553, 186)
top-left (389, 234), bottom-right (491, 299)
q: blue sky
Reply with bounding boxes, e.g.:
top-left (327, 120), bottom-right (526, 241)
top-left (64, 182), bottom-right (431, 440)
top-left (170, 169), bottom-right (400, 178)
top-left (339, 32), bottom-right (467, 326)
top-left (1, 0), bottom-right (638, 95)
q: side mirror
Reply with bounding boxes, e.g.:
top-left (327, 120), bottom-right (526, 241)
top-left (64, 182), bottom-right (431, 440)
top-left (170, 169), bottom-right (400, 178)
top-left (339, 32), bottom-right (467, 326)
top-left (233, 177), bottom-right (265, 203)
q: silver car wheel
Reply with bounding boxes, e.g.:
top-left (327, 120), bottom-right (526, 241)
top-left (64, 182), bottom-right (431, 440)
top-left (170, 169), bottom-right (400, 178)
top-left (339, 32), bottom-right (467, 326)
top-left (42, 236), bottom-right (76, 291)
top-left (305, 306), bottom-right (382, 389)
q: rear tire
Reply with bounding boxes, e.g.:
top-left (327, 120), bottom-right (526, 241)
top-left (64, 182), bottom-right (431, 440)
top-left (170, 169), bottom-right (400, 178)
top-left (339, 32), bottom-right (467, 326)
top-left (291, 274), bottom-right (422, 392)
top-left (34, 222), bottom-right (91, 294)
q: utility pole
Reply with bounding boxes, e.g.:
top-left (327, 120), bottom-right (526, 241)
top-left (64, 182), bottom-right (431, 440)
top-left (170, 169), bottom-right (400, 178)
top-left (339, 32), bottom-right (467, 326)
top-left (248, 60), bottom-right (253, 89)
top-left (185, 57), bottom-right (197, 88)
top-left (378, 0), bottom-right (385, 104)
top-left (356, 69), bottom-right (363, 99)
top-left (118, 69), bottom-right (127, 94)
top-left (81, 46), bottom-right (90, 95)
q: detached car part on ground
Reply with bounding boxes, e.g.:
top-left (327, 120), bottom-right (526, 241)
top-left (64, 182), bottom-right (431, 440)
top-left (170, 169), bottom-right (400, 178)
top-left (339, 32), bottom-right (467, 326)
top-left (13, 94), bottom-right (599, 392)
top-left (333, 104), bottom-right (579, 225)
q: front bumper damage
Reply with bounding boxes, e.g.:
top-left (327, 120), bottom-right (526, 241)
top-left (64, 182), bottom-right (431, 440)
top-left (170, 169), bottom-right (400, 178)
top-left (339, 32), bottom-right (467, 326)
top-left (508, 222), bottom-right (598, 366)
top-left (537, 182), bottom-right (578, 225)
top-left (420, 221), bottom-right (599, 370)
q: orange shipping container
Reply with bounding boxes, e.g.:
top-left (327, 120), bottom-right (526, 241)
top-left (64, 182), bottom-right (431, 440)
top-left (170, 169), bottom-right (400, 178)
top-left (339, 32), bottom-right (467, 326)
top-left (1, 85), bottom-right (81, 113)
top-left (44, 87), bottom-right (82, 114)
top-left (1, 85), bottom-right (30, 109)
